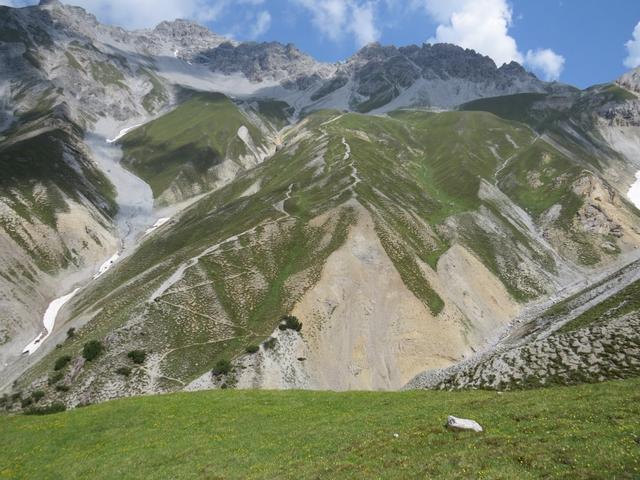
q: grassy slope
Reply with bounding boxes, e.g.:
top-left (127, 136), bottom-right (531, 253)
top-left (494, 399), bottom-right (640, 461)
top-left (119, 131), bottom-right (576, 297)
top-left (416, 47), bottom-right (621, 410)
top-left (17, 109), bottom-right (571, 395)
top-left (1, 379), bottom-right (639, 479)
top-left (461, 88), bottom-right (640, 266)
top-left (559, 277), bottom-right (640, 334)
top-left (120, 91), bottom-right (265, 199)
top-left (0, 118), bottom-right (117, 273)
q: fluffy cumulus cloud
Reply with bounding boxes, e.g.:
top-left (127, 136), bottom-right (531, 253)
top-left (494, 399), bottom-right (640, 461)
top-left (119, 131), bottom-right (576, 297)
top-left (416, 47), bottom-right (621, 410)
top-left (420, 0), bottom-right (522, 66)
top-left (414, 0), bottom-right (565, 81)
top-left (525, 48), bottom-right (565, 81)
top-left (293, 0), bottom-right (380, 47)
top-left (624, 21), bottom-right (640, 69)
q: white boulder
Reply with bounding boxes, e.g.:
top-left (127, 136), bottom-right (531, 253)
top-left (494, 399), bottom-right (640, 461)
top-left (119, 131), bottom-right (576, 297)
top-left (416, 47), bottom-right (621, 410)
top-left (446, 416), bottom-right (483, 432)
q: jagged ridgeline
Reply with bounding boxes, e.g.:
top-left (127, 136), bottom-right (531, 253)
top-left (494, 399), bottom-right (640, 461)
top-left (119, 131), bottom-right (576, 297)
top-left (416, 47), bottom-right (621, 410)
top-left (0, 0), bottom-right (639, 407)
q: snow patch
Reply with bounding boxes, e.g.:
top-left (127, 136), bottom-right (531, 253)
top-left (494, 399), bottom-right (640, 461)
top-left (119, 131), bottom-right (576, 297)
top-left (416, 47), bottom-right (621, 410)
top-left (22, 288), bottom-right (81, 355)
top-left (106, 123), bottom-right (143, 143)
top-left (145, 217), bottom-right (171, 235)
top-left (628, 171), bottom-right (640, 209)
top-left (237, 125), bottom-right (250, 144)
top-left (93, 251), bottom-right (120, 279)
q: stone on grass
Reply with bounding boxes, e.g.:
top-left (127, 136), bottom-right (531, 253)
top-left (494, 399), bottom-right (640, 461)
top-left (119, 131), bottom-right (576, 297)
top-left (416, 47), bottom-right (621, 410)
top-left (446, 415), bottom-right (483, 432)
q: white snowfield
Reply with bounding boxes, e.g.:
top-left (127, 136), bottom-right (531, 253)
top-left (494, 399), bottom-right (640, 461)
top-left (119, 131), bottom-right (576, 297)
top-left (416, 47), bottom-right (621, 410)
top-left (145, 217), bottom-right (171, 235)
top-left (22, 288), bottom-right (81, 355)
top-left (106, 123), bottom-right (143, 143)
top-left (93, 251), bottom-right (120, 279)
top-left (20, 120), bottom-right (161, 357)
top-left (628, 171), bottom-right (640, 209)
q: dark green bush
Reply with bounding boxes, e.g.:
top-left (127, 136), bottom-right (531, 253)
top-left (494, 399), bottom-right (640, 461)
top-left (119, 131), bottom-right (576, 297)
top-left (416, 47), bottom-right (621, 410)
top-left (54, 355), bottom-right (72, 371)
top-left (21, 397), bottom-right (33, 408)
top-left (263, 337), bottom-right (277, 350)
top-left (66, 327), bottom-right (76, 339)
top-left (127, 350), bottom-right (146, 364)
top-left (55, 384), bottom-right (70, 392)
top-left (116, 366), bottom-right (131, 377)
top-left (245, 345), bottom-right (259, 354)
top-left (278, 315), bottom-right (302, 332)
top-left (24, 402), bottom-right (66, 416)
top-left (31, 390), bottom-right (45, 403)
top-left (212, 359), bottom-right (231, 376)
top-left (82, 340), bottom-right (104, 361)
top-left (48, 372), bottom-right (64, 385)
top-left (10, 392), bottom-right (21, 402)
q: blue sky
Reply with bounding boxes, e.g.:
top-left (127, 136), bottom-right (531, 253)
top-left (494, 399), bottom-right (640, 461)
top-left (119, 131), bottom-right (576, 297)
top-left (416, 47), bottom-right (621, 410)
top-left (5, 0), bottom-right (640, 88)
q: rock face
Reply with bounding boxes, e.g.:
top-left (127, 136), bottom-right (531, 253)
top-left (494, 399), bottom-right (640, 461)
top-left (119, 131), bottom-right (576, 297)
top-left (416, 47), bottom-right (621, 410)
top-left (0, 1), bottom-right (560, 128)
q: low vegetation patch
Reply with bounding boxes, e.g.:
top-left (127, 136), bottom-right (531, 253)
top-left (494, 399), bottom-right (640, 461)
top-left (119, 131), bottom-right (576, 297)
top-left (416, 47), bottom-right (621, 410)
top-left (22, 402), bottom-right (66, 416)
top-left (54, 355), bottom-right (72, 371)
top-left (82, 340), bottom-right (104, 361)
top-left (127, 350), bottom-right (147, 365)
top-left (211, 359), bottom-right (231, 376)
top-left (278, 315), bottom-right (302, 332)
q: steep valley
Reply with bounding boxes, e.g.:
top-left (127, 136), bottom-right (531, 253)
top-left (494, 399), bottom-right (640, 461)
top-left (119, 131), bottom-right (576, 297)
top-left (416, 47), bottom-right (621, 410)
top-left (1, 0), bottom-right (640, 413)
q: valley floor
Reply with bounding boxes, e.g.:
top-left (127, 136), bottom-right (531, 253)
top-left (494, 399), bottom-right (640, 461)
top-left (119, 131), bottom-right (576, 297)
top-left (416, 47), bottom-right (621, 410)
top-left (1, 379), bottom-right (638, 479)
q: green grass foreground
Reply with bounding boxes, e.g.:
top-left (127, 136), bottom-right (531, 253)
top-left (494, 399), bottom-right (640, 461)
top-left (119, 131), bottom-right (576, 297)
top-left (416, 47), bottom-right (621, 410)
top-left (1, 379), bottom-right (639, 479)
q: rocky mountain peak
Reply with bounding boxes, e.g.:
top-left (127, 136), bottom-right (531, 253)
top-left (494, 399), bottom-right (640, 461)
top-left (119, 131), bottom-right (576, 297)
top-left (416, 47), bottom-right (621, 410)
top-left (38, 0), bottom-right (62, 7)
top-left (152, 18), bottom-right (220, 40)
top-left (618, 67), bottom-right (640, 94)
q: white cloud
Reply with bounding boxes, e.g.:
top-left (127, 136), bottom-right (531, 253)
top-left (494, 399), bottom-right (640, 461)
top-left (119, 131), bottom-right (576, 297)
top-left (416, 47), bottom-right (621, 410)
top-left (248, 10), bottom-right (271, 39)
top-left (350, 2), bottom-right (379, 46)
top-left (414, 0), bottom-right (565, 80)
top-left (294, 0), bottom-right (380, 47)
top-left (525, 48), bottom-right (565, 81)
top-left (64, 0), bottom-right (227, 29)
top-left (419, 0), bottom-right (521, 65)
top-left (624, 21), bottom-right (640, 69)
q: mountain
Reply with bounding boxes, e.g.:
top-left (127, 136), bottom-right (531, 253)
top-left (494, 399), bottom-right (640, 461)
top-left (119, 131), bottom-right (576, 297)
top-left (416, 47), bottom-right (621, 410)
top-left (0, 1), bottom-right (639, 409)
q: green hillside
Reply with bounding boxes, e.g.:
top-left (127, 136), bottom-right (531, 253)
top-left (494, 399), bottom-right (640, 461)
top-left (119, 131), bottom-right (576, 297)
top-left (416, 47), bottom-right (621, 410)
top-left (120, 91), bottom-right (267, 201)
top-left (16, 106), bottom-right (639, 401)
top-left (1, 379), bottom-right (639, 479)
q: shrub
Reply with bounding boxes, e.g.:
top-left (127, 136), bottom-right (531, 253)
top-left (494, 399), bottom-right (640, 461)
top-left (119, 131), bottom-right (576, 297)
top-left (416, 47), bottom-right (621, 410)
top-left (24, 402), bottom-right (66, 416)
top-left (31, 390), bottom-right (45, 403)
top-left (82, 340), bottom-right (104, 361)
top-left (127, 350), bottom-right (146, 365)
top-left (263, 337), bottom-right (277, 350)
top-left (48, 372), bottom-right (64, 385)
top-left (54, 355), bottom-right (72, 371)
top-left (66, 327), bottom-right (75, 339)
top-left (116, 366), bottom-right (131, 377)
top-left (21, 397), bottom-right (33, 408)
top-left (55, 384), bottom-right (70, 392)
top-left (211, 359), bottom-right (231, 376)
top-left (10, 392), bottom-right (21, 402)
top-left (245, 345), bottom-right (259, 354)
top-left (278, 315), bottom-right (302, 332)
